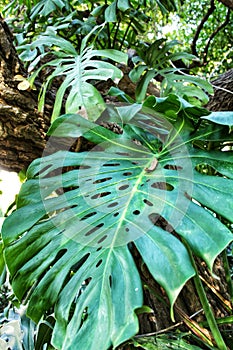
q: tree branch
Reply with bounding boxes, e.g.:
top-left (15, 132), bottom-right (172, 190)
top-left (203, 8), bottom-right (231, 65)
top-left (191, 0), bottom-right (216, 58)
top-left (0, 15), bottom-right (50, 172)
top-left (216, 0), bottom-right (233, 10)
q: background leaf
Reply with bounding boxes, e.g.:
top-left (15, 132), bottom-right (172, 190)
top-left (18, 28), bottom-right (128, 121)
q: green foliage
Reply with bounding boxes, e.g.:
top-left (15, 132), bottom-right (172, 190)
top-left (130, 333), bottom-right (204, 349)
top-left (129, 39), bottom-right (213, 104)
top-left (1, 1), bottom-right (233, 349)
top-left (3, 0), bottom-right (233, 76)
top-left (30, 0), bottom-right (69, 19)
top-left (163, 0), bottom-right (233, 75)
top-left (0, 305), bottom-right (55, 350)
top-left (18, 25), bottom-right (128, 121)
top-left (3, 0), bottom-right (177, 52)
top-left (2, 101), bottom-right (233, 349)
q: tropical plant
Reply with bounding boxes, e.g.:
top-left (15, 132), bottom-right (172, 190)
top-left (3, 0), bottom-right (176, 51)
top-left (1, 0), bottom-right (233, 349)
top-left (2, 96), bottom-right (233, 349)
top-left (162, 0), bottom-right (233, 75)
top-left (129, 39), bottom-right (213, 104)
top-left (17, 25), bottom-right (128, 121)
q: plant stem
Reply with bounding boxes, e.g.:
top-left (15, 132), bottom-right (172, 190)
top-left (113, 19), bottom-right (121, 49)
top-left (120, 18), bottom-right (132, 51)
top-left (222, 248), bottom-right (233, 303)
top-left (185, 243), bottom-right (228, 350)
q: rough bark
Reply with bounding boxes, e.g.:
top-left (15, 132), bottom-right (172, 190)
top-left (127, 248), bottom-right (232, 346)
top-left (206, 68), bottom-right (233, 111)
top-left (0, 15), bottom-right (50, 172)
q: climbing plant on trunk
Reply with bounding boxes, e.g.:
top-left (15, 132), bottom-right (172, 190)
top-left (2, 99), bottom-right (233, 350)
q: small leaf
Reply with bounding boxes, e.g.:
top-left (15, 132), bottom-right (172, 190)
top-left (135, 70), bottom-right (156, 102)
top-left (201, 111), bottom-right (233, 126)
top-left (35, 317), bottom-right (55, 350)
top-left (65, 82), bottom-right (106, 121)
top-left (105, 0), bottom-right (117, 22)
top-left (108, 86), bottom-right (135, 103)
top-left (117, 0), bottom-right (130, 11)
top-left (92, 49), bottom-right (128, 65)
top-left (17, 79), bottom-right (31, 91)
top-left (91, 4), bottom-right (105, 16)
top-left (135, 305), bottom-right (154, 315)
top-left (129, 65), bottom-right (147, 84)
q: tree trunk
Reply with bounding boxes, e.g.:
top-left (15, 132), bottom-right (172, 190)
top-left (131, 254), bottom-right (232, 341)
top-left (206, 69), bottom-right (233, 111)
top-left (0, 15), bottom-right (50, 172)
top-left (0, 16), bottom-right (232, 349)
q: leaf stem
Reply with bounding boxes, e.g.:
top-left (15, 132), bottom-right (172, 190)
top-left (222, 248), bottom-right (233, 303)
top-left (185, 243), bottom-right (228, 350)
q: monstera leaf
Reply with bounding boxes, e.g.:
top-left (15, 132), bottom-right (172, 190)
top-left (2, 108), bottom-right (233, 350)
top-left (129, 39), bottom-right (213, 105)
top-left (18, 25), bottom-right (128, 122)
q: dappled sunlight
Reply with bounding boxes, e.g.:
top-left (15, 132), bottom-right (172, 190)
top-left (0, 170), bottom-right (21, 229)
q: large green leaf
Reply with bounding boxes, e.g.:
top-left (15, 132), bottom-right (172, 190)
top-left (2, 110), bottom-right (233, 350)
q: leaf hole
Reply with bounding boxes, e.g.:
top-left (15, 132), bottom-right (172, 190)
top-left (91, 192), bottom-right (111, 199)
top-left (96, 259), bottom-right (103, 268)
top-left (184, 191), bottom-right (192, 200)
top-left (108, 202), bottom-right (118, 208)
top-left (93, 177), bottom-right (112, 184)
top-left (125, 227), bottom-right (129, 232)
top-left (123, 172), bottom-right (132, 176)
top-left (98, 235), bottom-right (108, 244)
top-left (80, 211), bottom-right (97, 221)
top-left (109, 275), bottom-right (112, 287)
top-left (70, 253), bottom-right (90, 274)
top-left (149, 213), bottom-right (174, 232)
top-left (116, 152), bottom-right (130, 156)
top-left (54, 249), bottom-right (67, 261)
top-left (164, 164), bottom-right (182, 170)
top-left (38, 164), bottom-right (52, 176)
top-left (118, 184), bottom-right (129, 190)
top-left (151, 182), bottom-right (174, 191)
top-left (103, 162), bottom-right (120, 167)
top-left (80, 306), bottom-right (89, 325)
top-left (195, 163), bottom-right (218, 175)
top-left (133, 210), bottom-right (140, 215)
top-left (79, 165), bottom-right (91, 170)
top-left (113, 212), bottom-right (119, 217)
top-left (143, 199), bottom-right (153, 206)
top-left (85, 223), bottom-right (104, 236)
